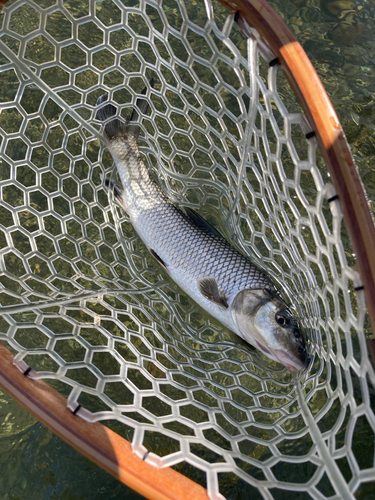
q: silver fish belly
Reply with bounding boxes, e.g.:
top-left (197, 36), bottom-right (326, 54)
top-left (96, 89), bottom-right (308, 372)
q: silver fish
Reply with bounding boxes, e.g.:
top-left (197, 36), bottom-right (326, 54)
top-left (96, 86), bottom-right (308, 372)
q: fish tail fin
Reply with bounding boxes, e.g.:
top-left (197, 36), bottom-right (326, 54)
top-left (129, 77), bottom-right (154, 124)
top-left (104, 178), bottom-right (123, 201)
top-left (96, 78), bottom-right (154, 141)
top-left (96, 94), bottom-right (126, 141)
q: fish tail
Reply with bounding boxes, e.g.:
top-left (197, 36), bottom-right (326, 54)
top-left (96, 78), bottom-right (154, 141)
top-left (129, 77), bottom-right (154, 124)
top-left (96, 94), bottom-right (125, 141)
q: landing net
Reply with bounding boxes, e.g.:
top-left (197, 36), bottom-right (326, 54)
top-left (0, 0), bottom-right (374, 498)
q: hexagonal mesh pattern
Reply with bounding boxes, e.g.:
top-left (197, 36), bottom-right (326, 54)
top-left (0, 0), bottom-right (374, 498)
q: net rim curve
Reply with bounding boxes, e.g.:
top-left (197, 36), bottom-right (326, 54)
top-left (218, 0), bottom-right (375, 339)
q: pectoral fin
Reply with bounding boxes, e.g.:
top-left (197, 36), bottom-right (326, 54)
top-left (198, 276), bottom-right (228, 309)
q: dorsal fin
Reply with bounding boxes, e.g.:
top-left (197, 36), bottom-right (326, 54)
top-left (185, 207), bottom-right (225, 239)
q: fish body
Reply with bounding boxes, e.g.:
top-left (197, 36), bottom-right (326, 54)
top-left (96, 89), bottom-right (308, 372)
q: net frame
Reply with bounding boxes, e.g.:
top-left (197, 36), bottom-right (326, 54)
top-left (228, 0), bottom-right (375, 341)
top-left (0, 0), bottom-right (374, 499)
top-left (0, 343), bottom-right (208, 500)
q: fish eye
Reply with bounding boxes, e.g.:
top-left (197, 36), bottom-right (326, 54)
top-left (275, 312), bottom-right (291, 327)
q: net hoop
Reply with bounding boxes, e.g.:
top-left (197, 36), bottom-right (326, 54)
top-left (0, 0), bottom-right (374, 499)
top-left (0, 342), bottom-right (209, 500)
top-left (220, 0), bottom-right (375, 340)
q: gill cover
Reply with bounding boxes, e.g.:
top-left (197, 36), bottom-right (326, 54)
top-left (231, 288), bottom-right (274, 347)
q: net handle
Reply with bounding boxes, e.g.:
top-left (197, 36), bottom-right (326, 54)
top-left (0, 342), bottom-right (209, 500)
top-left (219, 0), bottom-right (375, 338)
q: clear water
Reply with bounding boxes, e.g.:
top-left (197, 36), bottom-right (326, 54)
top-left (1, 0), bottom-right (375, 499)
top-left (0, 388), bottom-right (141, 499)
top-left (269, 0), bottom-right (375, 216)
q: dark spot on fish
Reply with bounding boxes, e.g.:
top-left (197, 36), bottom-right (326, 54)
top-left (198, 276), bottom-right (228, 309)
top-left (231, 289), bottom-right (272, 316)
top-left (150, 248), bottom-right (167, 268)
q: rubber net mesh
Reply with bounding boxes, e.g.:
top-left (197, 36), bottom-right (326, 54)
top-left (0, 0), bottom-right (374, 498)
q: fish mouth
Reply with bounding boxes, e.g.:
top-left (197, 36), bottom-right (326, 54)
top-left (256, 342), bottom-right (308, 372)
top-left (255, 340), bottom-right (272, 355)
top-left (274, 349), bottom-right (308, 372)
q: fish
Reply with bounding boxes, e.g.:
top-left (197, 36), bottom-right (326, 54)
top-left (95, 84), bottom-right (309, 372)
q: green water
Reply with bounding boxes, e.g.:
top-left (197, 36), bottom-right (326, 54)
top-left (270, 0), bottom-right (375, 215)
top-left (1, 0), bottom-right (375, 499)
top-left (0, 389), bottom-right (140, 499)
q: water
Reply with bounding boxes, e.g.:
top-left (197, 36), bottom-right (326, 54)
top-left (0, 389), bottom-right (140, 499)
top-left (0, 0), bottom-right (375, 499)
top-left (269, 0), bottom-right (375, 215)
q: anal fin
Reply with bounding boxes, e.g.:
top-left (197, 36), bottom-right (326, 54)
top-left (104, 179), bottom-right (123, 201)
top-left (198, 276), bottom-right (228, 309)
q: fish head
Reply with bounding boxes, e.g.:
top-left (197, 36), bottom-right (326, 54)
top-left (231, 289), bottom-right (308, 372)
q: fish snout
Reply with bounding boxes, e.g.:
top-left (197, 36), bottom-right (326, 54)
top-left (272, 309), bottom-right (309, 371)
top-left (274, 344), bottom-right (309, 372)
